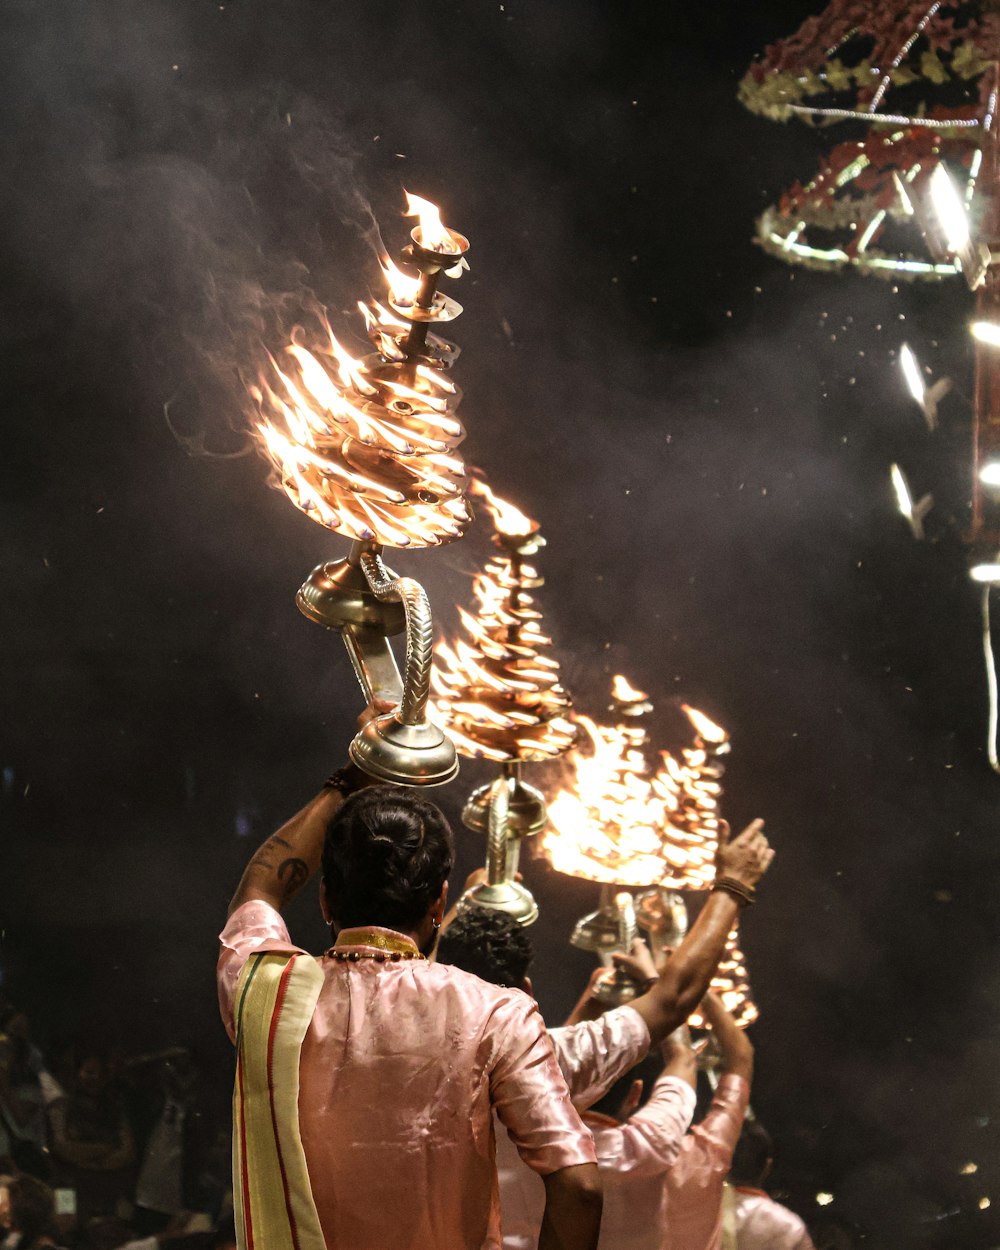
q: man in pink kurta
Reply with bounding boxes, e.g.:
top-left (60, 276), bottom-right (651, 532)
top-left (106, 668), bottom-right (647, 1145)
top-left (730, 1189), bottom-right (816, 1250)
top-left (663, 994), bottom-right (754, 1250)
top-left (726, 1120), bottom-right (816, 1249)
top-left (436, 820), bottom-right (776, 1250)
top-left (219, 768), bottom-right (603, 1250)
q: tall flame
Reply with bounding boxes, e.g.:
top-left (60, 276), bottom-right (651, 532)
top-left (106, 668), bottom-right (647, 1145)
top-left (470, 479), bottom-right (536, 538)
top-left (613, 674), bottom-right (649, 704)
top-left (405, 191), bottom-right (457, 254)
top-left (681, 704), bottom-right (728, 745)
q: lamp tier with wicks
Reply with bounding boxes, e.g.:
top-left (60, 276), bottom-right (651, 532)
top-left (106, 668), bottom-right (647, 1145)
top-left (250, 192), bottom-right (473, 550)
top-left (543, 677), bottom-right (671, 888)
top-left (739, 0), bottom-right (1000, 124)
top-left (688, 927), bottom-right (759, 1031)
top-left (432, 481), bottom-right (576, 767)
top-left (758, 117), bottom-right (980, 280)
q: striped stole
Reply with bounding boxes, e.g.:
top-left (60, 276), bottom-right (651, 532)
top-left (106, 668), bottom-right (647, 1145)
top-left (232, 951), bottom-right (326, 1250)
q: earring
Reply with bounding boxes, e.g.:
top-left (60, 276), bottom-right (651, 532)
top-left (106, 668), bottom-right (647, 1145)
top-left (432, 918), bottom-right (441, 932)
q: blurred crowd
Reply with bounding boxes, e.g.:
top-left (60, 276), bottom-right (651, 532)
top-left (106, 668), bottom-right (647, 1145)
top-left (0, 999), bottom-right (234, 1250)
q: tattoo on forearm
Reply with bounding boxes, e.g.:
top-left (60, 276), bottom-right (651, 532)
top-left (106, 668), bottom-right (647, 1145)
top-left (248, 833), bottom-right (296, 873)
top-left (277, 857), bottom-right (310, 897)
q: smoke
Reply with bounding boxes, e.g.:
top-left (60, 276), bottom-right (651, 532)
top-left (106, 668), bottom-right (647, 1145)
top-left (4, 0), bottom-right (1000, 1244)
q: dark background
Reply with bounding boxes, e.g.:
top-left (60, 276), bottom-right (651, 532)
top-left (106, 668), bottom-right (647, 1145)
top-left (2, 0), bottom-right (999, 1245)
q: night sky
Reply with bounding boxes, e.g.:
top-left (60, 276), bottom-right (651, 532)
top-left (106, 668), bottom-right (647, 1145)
top-left (3, 1), bottom-right (1000, 1246)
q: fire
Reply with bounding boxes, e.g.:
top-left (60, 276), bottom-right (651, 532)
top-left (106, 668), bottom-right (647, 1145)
top-left (432, 492), bottom-right (574, 762)
top-left (405, 191), bottom-right (458, 254)
top-left (250, 198), bottom-right (474, 549)
top-left (544, 714), bottom-right (670, 886)
top-left (544, 683), bottom-right (729, 890)
top-left (688, 927), bottom-right (758, 1030)
top-left (470, 479), bottom-right (536, 537)
top-left (612, 674), bottom-right (649, 704)
top-left (681, 704), bottom-right (728, 746)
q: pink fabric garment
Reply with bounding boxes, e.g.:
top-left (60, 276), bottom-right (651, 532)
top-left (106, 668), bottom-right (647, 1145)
top-left (218, 901), bottom-right (596, 1250)
top-left (548, 1006), bottom-right (652, 1111)
top-left (497, 1009), bottom-right (694, 1250)
top-left (663, 1074), bottom-right (751, 1250)
top-left (732, 1190), bottom-right (817, 1250)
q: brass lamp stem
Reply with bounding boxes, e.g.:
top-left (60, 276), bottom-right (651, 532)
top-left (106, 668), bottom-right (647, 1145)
top-left (360, 550), bottom-right (434, 727)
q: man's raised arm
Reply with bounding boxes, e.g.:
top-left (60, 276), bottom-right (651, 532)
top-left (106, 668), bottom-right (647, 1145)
top-left (618, 819), bottom-right (774, 1046)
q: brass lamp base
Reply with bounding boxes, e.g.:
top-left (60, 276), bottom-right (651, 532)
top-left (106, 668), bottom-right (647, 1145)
top-left (462, 769), bottom-right (547, 837)
top-left (460, 879), bottom-right (539, 927)
top-left (635, 887), bottom-right (690, 949)
top-left (570, 885), bottom-right (625, 955)
top-left (350, 713), bottom-right (459, 788)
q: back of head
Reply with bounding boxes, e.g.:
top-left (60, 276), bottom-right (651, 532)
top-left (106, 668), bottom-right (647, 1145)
top-left (729, 1119), bottom-right (774, 1187)
top-left (322, 785), bottom-right (454, 932)
top-left (435, 907), bottom-right (533, 988)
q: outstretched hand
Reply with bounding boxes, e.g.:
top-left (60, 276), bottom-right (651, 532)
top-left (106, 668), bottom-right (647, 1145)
top-left (715, 818), bottom-right (774, 890)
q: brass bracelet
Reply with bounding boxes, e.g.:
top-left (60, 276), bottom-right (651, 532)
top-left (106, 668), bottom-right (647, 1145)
top-left (712, 876), bottom-right (756, 907)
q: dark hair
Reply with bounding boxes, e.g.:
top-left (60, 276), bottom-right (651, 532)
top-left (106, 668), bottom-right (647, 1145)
top-left (10, 1175), bottom-right (56, 1247)
top-left (321, 786), bottom-right (454, 932)
top-left (729, 1119), bottom-right (774, 1186)
top-left (435, 907), bottom-right (533, 988)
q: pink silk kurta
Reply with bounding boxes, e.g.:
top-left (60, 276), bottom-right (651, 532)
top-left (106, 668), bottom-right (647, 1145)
top-left (497, 1007), bottom-right (695, 1250)
top-left (663, 1074), bottom-right (750, 1250)
top-left (732, 1190), bottom-right (817, 1250)
top-left (218, 901), bottom-right (596, 1250)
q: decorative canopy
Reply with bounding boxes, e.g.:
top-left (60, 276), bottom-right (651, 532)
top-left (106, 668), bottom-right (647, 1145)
top-left (739, 0), bottom-right (999, 124)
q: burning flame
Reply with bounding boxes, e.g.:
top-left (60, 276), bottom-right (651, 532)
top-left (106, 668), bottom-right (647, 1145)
top-left (688, 928), bottom-right (758, 1030)
top-left (470, 479), bottom-right (536, 538)
top-left (544, 683), bottom-right (728, 890)
top-left (405, 191), bottom-right (458, 254)
top-left (681, 704), bottom-right (728, 746)
top-left (612, 674), bottom-right (649, 704)
top-left (250, 198), bottom-right (473, 549)
top-left (432, 498), bottom-right (574, 762)
top-left (544, 715), bottom-right (670, 886)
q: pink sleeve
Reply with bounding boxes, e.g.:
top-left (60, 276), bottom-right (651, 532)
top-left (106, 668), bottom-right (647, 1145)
top-left (216, 900), bottom-right (299, 1042)
top-left (590, 1075), bottom-right (696, 1178)
top-left (547, 1005), bottom-right (651, 1109)
top-left (669, 1074), bottom-right (749, 1187)
top-left (487, 991), bottom-right (599, 1176)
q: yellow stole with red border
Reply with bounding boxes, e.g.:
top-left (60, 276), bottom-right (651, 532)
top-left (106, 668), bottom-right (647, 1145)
top-left (232, 951), bottom-right (326, 1250)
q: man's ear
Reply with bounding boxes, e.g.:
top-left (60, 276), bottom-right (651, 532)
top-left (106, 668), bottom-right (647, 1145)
top-left (434, 881), bottom-right (449, 921)
top-left (522, 975), bottom-right (534, 997)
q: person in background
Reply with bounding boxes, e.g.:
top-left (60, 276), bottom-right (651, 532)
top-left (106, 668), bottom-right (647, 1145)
top-left (1, 1174), bottom-right (67, 1249)
top-left (47, 1050), bottom-right (135, 1224)
top-left (728, 1122), bottom-right (816, 1250)
top-left (663, 993), bottom-right (754, 1250)
top-left (218, 710), bottom-right (603, 1250)
top-left (0, 1005), bottom-right (56, 1179)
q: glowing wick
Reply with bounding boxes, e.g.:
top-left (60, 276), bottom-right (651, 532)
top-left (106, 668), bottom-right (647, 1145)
top-left (980, 463), bottom-right (1000, 488)
top-left (970, 562), bottom-right (1000, 584)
